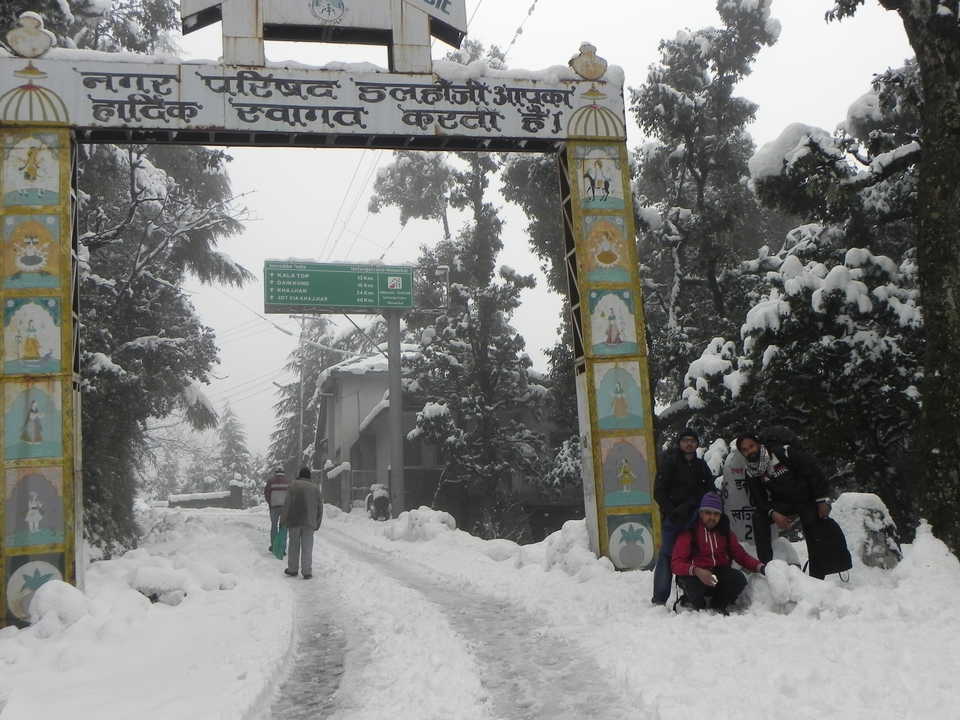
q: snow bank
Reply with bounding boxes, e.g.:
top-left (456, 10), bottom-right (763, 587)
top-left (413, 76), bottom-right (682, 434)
top-left (325, 501), bottom-right (960, 720)
top-left (382, 506), bottom-right (457, 541)
top-left (167, 490), bottom-right (231, 503)
top-left (0, 508), bottom-right (293, 720)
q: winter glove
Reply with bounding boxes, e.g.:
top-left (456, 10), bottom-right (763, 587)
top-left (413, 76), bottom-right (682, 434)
top-left (758, 563), bottom-right (766, 576)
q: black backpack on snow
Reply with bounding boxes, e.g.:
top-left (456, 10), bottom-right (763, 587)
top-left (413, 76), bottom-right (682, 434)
top-left (807, 517), bottom-right (853, 577)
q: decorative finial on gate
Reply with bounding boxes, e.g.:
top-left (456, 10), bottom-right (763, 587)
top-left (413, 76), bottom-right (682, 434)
top-left (569, 42), bottom-right (608, 82)
top-left (6, 12), bottom-right (56, 59)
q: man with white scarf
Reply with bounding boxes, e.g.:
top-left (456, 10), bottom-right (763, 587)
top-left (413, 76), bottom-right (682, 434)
top-left (736, 429), bottom-right (833, 579)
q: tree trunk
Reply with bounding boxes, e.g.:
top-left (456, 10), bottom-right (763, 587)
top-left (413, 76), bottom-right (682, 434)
top-left (901, 9), bottom-right (960, 552)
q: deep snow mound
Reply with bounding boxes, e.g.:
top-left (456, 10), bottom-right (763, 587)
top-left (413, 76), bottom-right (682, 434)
top-left (382, 506), bottom-right (457, 541)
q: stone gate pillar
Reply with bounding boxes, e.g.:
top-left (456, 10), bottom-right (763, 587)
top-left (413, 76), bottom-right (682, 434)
top-left (560, 52), bottom-right (659, 569)
top-left (0, 53), bottom-right (82, 626)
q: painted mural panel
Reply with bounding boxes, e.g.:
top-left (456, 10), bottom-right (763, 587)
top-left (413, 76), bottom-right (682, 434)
top-left (4, 379), bottom-right (63, 460)
top-left (4, 466), bottom-right (64, 548)
top-left (1, 131), bottom-right (62, 206)
top-left (588, 288), bottom-right (638, 356)
top-left (607, 513), bottom-right (656, 571)
top-left (592, 360), bottom-right (646, 431)
top-left (581, 215), bottom-right (630, 284)
top-left (4, 297), bottom-right (62, 374)
top-left (2, 213), bottom-right (61, 289)
top-left (575, 145), bottom-right (624, 211)
top-left (600, 436), bottom-right (651, 507)
top-left (4, 553), bottom-right (63, 626)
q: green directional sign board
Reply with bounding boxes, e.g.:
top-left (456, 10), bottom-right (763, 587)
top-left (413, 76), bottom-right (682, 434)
top-left (263, 260), bottom-right (415, 314)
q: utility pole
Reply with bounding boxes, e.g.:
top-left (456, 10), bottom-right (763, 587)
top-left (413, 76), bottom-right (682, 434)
top-left (290, 314), bottom-right (307, 466)
top-left (387, 309), bottom-right (404, 515)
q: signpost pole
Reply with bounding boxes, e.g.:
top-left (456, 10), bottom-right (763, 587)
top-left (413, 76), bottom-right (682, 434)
top-left (387, 309), bottom-right (404, 516)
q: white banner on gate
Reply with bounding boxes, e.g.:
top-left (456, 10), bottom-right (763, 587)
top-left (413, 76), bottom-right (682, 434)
top-left (0, 54), bottom-right (625, 142)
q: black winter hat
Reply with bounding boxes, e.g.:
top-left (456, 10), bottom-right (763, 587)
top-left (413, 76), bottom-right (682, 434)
top-left (677, 429), bottom-right (699, 443)
top-left (297, 466), bottom-right (312, 479)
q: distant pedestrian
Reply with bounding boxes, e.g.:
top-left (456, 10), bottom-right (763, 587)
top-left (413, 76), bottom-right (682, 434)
top-left (264, 467), bottom-right (289, 552)
top-left (281, 467), bottom-right (323, 579)
top-left (671, 492), bottom-right (765, 614)
top-left (651, 429), bottom-right (715, 605)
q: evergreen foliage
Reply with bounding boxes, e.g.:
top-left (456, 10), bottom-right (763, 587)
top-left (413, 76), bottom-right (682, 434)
top-left (679, 62), bottom-right (923, 534)
top-left (810, 2), bottom-right (960, 548)
top-left (12, 1), bottom-right (250, 553)
top-left (629, 0), bottom-right (792, 405)
top-left (218, 404), bottom-right (253, 501)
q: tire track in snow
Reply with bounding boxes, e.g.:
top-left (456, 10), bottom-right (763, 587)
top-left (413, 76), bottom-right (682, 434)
top-left (322, 527), bottom-right (641, 720)
top-left (267, 577), bottom-right (348, 720)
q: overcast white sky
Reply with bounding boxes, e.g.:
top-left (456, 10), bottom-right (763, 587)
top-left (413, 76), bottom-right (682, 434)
top-left (173, 0), bottom-right (912, 455)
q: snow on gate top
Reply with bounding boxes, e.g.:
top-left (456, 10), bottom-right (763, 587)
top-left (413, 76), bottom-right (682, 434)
top-left (0, 43), bottom-right (627, 147)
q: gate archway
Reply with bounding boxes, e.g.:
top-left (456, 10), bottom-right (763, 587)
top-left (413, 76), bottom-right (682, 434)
top-left (0, 6), bottom-right (659, 625)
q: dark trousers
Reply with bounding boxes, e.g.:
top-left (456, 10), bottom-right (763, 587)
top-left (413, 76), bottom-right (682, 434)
top-left (754, 501), bottom-right (824, 579)
top-left (677, 566), bottom-right (747, 612)
top-left (652, 517), bottom-right (684, 603)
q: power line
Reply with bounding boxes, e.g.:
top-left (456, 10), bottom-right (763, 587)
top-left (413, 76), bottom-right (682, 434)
top-left (502, 0), bottom-right (544, 61)
top-left (468, 0), bottom-right (486, 27)
top-left (320, 156), bottom-right (366, 259)
top-left (378, 224), bottom-right (407, 262)
top-left (225, 383), bottom-right (281, 405)
top-left (218, 318), bottom-right (262, 337)
top-left (208, 363), bottom-right (291, 399)
top-left (328, 150), bottom-right (385, 259)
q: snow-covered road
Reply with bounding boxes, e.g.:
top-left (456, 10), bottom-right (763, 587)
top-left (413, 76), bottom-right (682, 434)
top-left (317, 527), bottom-right (638, 720)
top-left (4, 504), bottom-right (960, 720)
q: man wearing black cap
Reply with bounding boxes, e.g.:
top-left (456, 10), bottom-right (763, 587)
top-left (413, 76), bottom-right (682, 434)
top-left (651, 429), bottom-right (715, 605)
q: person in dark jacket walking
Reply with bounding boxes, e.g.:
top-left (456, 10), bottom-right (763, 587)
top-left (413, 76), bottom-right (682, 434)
top-left (281, 467), bottom-right (323, 579)
top-left (264, 467), bottom-right (289, 552)
top-left (651, 429), bottom-right (715, 605)
top-left (671, 491), bottom-right (765, 613)
top-left (737, 428), bottom-right (832, 579)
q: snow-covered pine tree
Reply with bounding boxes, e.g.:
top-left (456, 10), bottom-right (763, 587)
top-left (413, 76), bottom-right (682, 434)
top-left (407, 267), bottom-right (548, 538)
top-left (500, 157), bottom-right (582, 495)
top-left (368, 43), bottom-right (550, 536)
top-left (681, 64), bottom-right (923, 533)
top-left (827, 0), bottom-right (960, 551)
top-left (15, 0), bottom-right (250, 553)
top-left (630, 0), bottom-right (791, 406)
top-left (218, 404), bottom-right (253, 501)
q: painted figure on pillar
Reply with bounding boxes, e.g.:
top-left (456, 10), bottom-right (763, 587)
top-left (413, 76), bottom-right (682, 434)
top-left (582, 216), bottom-right (631, 284)
top-left (593, 361), bottom-right (645, 431)
top-left (2, 133), bottom-right (61, 206)
top-left (576, 146), bottom-right (624, 211)
top-left (4, 297), bottom-right (62, 374)
top-left (589, 289), bottom-right (638, 356)
top-left (3, 215), bottom-right (61, 289)
top-left (4, 380), bottom-right (63, 460)
top-left (601, 435), bottom-right (651, 507)
top-left (5, 467), bottom-right (64, 548)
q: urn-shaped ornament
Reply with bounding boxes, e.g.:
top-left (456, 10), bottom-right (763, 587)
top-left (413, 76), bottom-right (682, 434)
top-left (6, 12), bottom-right (56, 59)
top-left (569, 42), bottom-right (608, 82)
